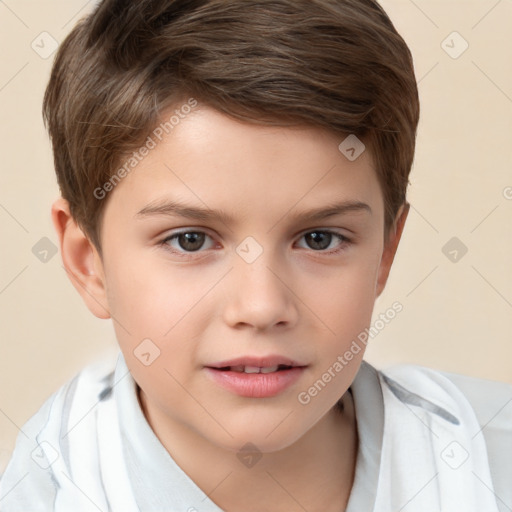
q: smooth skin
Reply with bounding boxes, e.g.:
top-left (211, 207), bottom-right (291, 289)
top-left (52, 104), bottom-right (408, 512)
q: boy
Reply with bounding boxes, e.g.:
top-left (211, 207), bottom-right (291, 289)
top-left (1, 0), bottom-right (511, 511)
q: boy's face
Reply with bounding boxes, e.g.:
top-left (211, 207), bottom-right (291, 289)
top-left (55, 104), bottom-right (406, 453)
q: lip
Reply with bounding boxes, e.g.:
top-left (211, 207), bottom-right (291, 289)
top-left (204, 355), bottom-right (307, 398)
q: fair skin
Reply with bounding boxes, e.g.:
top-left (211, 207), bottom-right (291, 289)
top-left (52, 104), bottom-right (408, 512)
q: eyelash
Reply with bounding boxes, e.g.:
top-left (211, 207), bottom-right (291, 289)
top-left (158, 229), bottom-right (352, 259)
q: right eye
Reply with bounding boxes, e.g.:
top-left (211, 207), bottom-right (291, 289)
top-left (160, 230), bottom-right (217, 256)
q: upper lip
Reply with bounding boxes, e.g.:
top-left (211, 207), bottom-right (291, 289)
top-left (206, 355), bottom-right (307, 369)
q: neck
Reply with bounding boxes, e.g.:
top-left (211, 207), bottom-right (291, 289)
top-left (139, 389), bottom-right (358, 512)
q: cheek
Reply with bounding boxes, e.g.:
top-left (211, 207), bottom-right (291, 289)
top-left (103, 252), bottom-right (216, 382)
top-left (298, 255), bottom-right (383, 387)
top-left (104, 251), bottom-right (214, 336)
top-left (308, 253), bottom-right (382, 330)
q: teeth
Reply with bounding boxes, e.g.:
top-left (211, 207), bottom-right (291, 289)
top-left (227, 365), bottom-right (282, 373)
top-left (244, 366), bottom-right (261, 374)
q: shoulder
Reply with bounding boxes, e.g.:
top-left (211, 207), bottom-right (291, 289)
top-left (377, 363), bottom-right (512, 506)
top-left (0, 356), bottom-right (118, 511)
top-left (17, 355), bottom-right (118, 444)
top-left (379, 363), bottom-right (512, 426)
top-left (438, 368), bottom-right (512, 509)
top-left (439, 369), bottom-right (512, 426)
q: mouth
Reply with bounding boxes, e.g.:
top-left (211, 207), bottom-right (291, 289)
top-left (204, 356), bottom-right (308, 398)
top-left (212, 364), bottom-right (296, 374)
top-left (207, 355), bottom-right (305, 370)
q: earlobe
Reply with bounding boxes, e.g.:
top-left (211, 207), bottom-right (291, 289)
top-left (51, 197), bottom-right (111, 320)
top-left (375, 202), bottom-right (410, 298)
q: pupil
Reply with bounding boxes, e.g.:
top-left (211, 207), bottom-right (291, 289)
top-left (180, 232), bottom-right (205, 252)
top-left (307, 232), bottom-right (331, 250)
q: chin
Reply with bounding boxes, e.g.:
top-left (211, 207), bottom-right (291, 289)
top-left (214, 430), bottom-right (305, 456)
top-left (202, 409), bottom-right (314, 455)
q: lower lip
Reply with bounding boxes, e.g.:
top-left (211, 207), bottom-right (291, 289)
top-left (204, 367), bottom-right (306, 398)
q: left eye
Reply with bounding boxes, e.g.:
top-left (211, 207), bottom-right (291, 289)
top-left (296, 231), bottom-right (349, 252)
top-left (160, 229), bottom-right (349, 255)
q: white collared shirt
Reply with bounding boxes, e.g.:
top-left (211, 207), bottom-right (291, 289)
top-left (1, 354), bottom-right (511, 511)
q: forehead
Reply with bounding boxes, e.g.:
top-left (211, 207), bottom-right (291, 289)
top-left (102, 105), bottom-right (383, 226)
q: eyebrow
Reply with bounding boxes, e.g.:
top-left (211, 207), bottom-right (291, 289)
top-left (135, 198), bottom-right (372, 224)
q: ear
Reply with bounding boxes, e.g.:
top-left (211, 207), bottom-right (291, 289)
top-left (51, 197), bottom-right (111, 319)
top-left (375, 202), bottom-right (409, 298)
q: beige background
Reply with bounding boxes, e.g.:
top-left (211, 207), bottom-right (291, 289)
top-left (0, 0), bottom-right (511, 473)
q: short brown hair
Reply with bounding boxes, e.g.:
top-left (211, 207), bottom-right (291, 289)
top-left (43, 0), bottom-right (420, 256)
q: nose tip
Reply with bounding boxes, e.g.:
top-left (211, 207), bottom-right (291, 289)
top-left (222, 248), bottom-right (298, 330)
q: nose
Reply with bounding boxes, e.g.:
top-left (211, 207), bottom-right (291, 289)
top-left (221, 248), bottom-right (299, 331)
